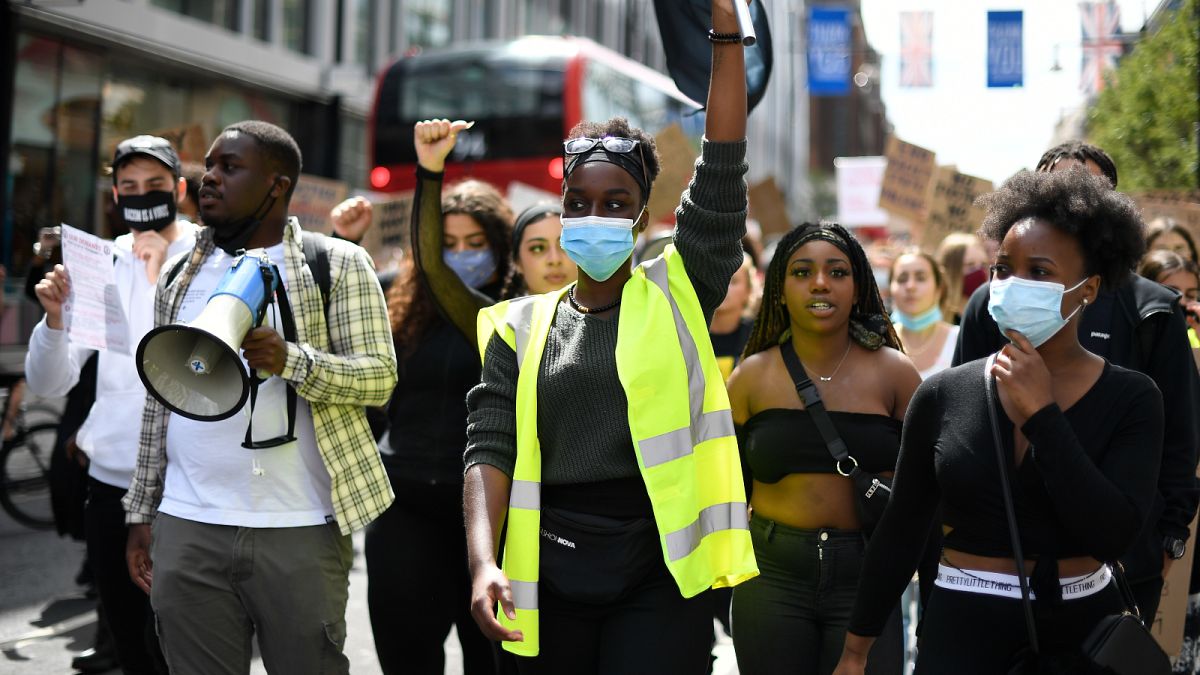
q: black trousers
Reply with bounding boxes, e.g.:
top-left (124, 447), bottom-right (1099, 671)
top-left (515, 554), bottom-right (713, 674)
top-left (915, 578), bottom-right (1125, 674)
top-left (731, 517), bottom-right (903, 675)
top-left (85, 478), bottom-right (166, 675)
top-left (1129, 576), bottom-right (1165, 626)
top-left (364, 478), bottom-right (495, 675)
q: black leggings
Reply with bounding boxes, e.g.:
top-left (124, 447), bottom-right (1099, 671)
top-left (916, 578), bottom-right (1125, 674)
top-left (731, 517), bottom-right (903, 675)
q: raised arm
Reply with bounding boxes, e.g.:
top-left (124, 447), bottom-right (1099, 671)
top-left (410, 119), bottom-right (494, 349)
top-left (706, 0), bottom-right (748, 142)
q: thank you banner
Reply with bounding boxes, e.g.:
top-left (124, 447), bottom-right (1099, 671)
top-left (987, 10), bottom-right (1023, 88)
top-left (808, 6), bottom-right (852, 96)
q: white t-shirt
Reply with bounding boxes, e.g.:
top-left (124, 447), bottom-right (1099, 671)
top-left (918, 325), bottom-right (960, 380)
top-left (160, 244), bottom-right (334, 528)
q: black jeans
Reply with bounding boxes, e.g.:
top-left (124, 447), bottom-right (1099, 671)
top-left (515, 547), bottom-right (713, 674)
top-left (364, 478), bottom-right (495, 675)
top-left (731, 517), bottom-right (903, 675)
top-left (1129, 576), bottom-right (1165, 626)
top-left (916, 577), bottom-right (1125, 674)
top-left (85, 478), bottom-right (166, 675)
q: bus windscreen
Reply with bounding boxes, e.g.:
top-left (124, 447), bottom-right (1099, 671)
top-left (374, 56), bottom-right (565, 167)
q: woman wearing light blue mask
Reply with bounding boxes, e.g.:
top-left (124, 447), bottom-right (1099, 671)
top-left (836, 169), bottom-right (1163, 674)
top-left (369, 138), bottom-right (515, 674)
top-left (465, 3), bottom-right (759, 671)
top-left (889, 250), bottom-right (958, 379)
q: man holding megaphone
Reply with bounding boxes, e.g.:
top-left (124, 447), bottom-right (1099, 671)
top-left (121, 121), bottom-right (397, 675)
top-left (26, 135), bottom-right (198, 674)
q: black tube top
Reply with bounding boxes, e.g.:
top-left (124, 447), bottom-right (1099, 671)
top-left (741, 409), bottom-right (902, 483)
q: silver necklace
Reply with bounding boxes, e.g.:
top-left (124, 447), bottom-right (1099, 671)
top-left (805, 342), bottom-right (853, 382)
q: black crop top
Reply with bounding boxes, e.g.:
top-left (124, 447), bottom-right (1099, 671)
top-left (741, 409), bottom-right (902, 483)
top-left (848, 359), bottom-right (1164, 637)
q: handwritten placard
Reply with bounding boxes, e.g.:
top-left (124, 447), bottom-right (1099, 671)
top-left (291, 174), bottom-right (349, 235)
top-left (878, 137), bottom-right (937, 223)
top-left (647, 123), bottom-right (698, 226)
top-left (749, 177), bottom-right (792, 237)
top-left (922, 166), bottom-right (994, 250)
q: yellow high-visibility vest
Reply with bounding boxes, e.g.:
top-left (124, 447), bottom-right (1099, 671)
top-left (477, 245), bottom-right (758, 657)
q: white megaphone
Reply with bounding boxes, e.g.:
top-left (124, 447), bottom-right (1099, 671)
top-left (136, 253), bottom-right (280, 421)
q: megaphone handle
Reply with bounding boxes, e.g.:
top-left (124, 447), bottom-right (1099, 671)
top-left (242, 273), bottom-right (299, 450)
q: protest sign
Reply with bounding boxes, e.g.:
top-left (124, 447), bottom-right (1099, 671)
top-left (922, 166), bottom-right (994, 250)
top-left (60, 224), bottom-right (129, 354)
top-left (291, 174), bottom-right (349, 235)
top-left (647, 123), bottom-right (698, 226)
top-left (748, 177), bottom-right (791, 237)
top-left (835, 156), bottom-right (888, 227)
top-left (878, 137), bottom-right (936, 223)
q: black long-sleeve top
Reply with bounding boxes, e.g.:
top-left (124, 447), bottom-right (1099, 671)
top-left (953, 275), bottom-right (1200, 582)
top-left (848, 358), bottom-right (1163, 637)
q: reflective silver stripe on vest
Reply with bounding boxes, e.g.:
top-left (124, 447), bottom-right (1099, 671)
top-left (509, 579), bottom-right (538, 610)
top-left (665, 502), bottom-right (750, 561)
top-left (505, 297), bottom-right (538, 367)
top-left (509, 479), bottom-right (541, 510)
top-left (640, 411), bottom-right (738, 468)
top-left (644, 259), bottom-right (708, 428)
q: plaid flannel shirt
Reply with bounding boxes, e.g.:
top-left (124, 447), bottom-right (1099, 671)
top-left (123, 218), bottom-right (397, 535)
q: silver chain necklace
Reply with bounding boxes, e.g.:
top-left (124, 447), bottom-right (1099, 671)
top-left (804, 342), bottom-right (853, 382)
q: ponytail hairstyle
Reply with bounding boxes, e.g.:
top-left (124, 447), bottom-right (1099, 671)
top-left (743, 222), bottom-right (902, 359)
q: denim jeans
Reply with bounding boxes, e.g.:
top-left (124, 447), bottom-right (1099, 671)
top-left (731, 516), bottom-right (903, 675)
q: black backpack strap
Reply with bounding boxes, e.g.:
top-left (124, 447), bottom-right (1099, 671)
top-left (779, 340), bottom-right (854, 472)
top-left (162, 254), bottom-right (189, 289)
top-left (301, 231), bottom-right (332, 312)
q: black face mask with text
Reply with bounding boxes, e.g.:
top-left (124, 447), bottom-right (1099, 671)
top-left (118, 191), bottom-right (177, 232)
top-left (211, 178), bottom-right (279, 256)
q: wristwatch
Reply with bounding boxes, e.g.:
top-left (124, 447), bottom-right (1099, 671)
top-left (1165, 536), bottom-right (1187, 560)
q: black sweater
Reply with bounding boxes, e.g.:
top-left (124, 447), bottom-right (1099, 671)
top-left (848, 358), bottom-right (1163, 637)
top-left (953, 275), bottom-right (1200, 581)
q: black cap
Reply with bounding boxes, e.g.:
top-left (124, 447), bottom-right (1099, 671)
top-left (112, 136), bottom-right (181, 183)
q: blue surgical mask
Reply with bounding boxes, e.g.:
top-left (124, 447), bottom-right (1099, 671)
top-left (987, 275), bottom-right (1088, 348)
top-left (559, 212), bottom-right (642, 282)
top-left (444, 249), bottom-right (496, 289)
top-left (892, 305), bottom-right (943, 332)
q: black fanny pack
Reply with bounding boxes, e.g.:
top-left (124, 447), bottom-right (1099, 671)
top-left (539, 507), bottom-right (660, 605)
top-left (779, 341), bottom-right (892, 535)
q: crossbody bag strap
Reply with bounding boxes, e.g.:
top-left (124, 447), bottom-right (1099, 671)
top-left (985, 354), bottom-right (1040, 654)
top-left (780, 340), bottom-right (855, 473)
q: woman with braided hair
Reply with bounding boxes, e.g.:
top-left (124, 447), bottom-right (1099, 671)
top-left (728, 222), bottom-right (918, 674)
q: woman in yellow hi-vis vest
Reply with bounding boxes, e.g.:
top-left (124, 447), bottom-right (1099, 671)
top-left (463, 1), bottom-right (758, 672)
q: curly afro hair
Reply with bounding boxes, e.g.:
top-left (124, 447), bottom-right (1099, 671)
top-left (566, 117), bottom-right (662, 200)
top-left (976, 169), bottom-right (1146, 289)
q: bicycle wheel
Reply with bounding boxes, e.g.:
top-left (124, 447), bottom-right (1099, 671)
top-left (0, 422), bottom-right (58, 529)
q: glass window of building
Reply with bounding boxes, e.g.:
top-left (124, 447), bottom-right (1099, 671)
top-left (283, 0), bottom-right (313, 54)
top-left (403, 0), bottom-right (452, 50)
top-left (354, 0), bottom-right (375, 68)
top-left (150, 0), bottom-right (239, 30)
top-left (252, 0), bottom-right (271, 41)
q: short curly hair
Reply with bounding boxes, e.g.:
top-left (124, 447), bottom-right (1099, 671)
top-left (976, 169), bottom-right (1145, 288)
top-left (566, 117), bottom-right (662, 200)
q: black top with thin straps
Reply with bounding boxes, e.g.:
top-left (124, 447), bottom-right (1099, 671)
top-left (741, 410), bottom-right (901, 482)
top-left (848, 358), bottom-right (1164, 637)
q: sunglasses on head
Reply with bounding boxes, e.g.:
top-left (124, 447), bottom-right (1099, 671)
top-left (562, 137), bottom-right (649, 189)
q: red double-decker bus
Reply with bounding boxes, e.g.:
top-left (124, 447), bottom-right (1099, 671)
top-left (369, 36), bottom-right (703, 204)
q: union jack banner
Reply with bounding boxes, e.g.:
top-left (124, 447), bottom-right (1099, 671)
top-left (900, 11), bottom-right (933, 87)
top-left (1080, 1), bottom-right (1122, 95)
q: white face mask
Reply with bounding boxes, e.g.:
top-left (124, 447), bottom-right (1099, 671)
top-left (558, 211), bottom-right (643, 282)
top-left (988, 275), bottom-right (1089, 347)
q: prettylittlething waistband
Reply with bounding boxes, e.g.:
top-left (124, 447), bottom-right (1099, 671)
top-left (934, 563), bottom-right (1112, 601)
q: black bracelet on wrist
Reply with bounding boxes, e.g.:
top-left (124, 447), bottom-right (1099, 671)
top-left (707, 29), bottom-right (742, 44)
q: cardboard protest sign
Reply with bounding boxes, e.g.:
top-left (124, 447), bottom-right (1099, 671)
top-left (149, 124), bottom-right (209, 163)
top-left (748, 177), bottom-right (791, 237)
top-left (922, 166), bottom-right (994, 250)
top-left (369, 192), bottom-right (414, 253)
top-left (290, 174), bottom-right (349, 235)
top-left (878, 137), bottom-right (936, 223)
top-left (647, 123), bottom-right (698, 225)
top-left (1151, 509), bottom-right (1196, 658)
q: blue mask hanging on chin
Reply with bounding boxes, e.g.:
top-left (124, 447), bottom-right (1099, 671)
top-left (444, 249), bottom-right (497, 289)
top-left (892, 305), bottom-right (943, 332)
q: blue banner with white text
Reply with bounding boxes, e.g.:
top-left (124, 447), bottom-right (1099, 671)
top-left (987, 10), bottom-right (1023, 88)
top-left (808, 6), bottom-right (852, 96)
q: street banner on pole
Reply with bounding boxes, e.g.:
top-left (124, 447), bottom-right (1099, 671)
top-left (1080, 2), bottom-right (1123, 95)
top-left (835, 156), bottom-right (889, 227)
top-left (987, 11), bottom-right (1024, 88)
top-left (878, 137), bottom-right (937, 223)
top-left (900, 12), bottom-right (933, 88)
top-left (808, 6), bottom-right (852, 96)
